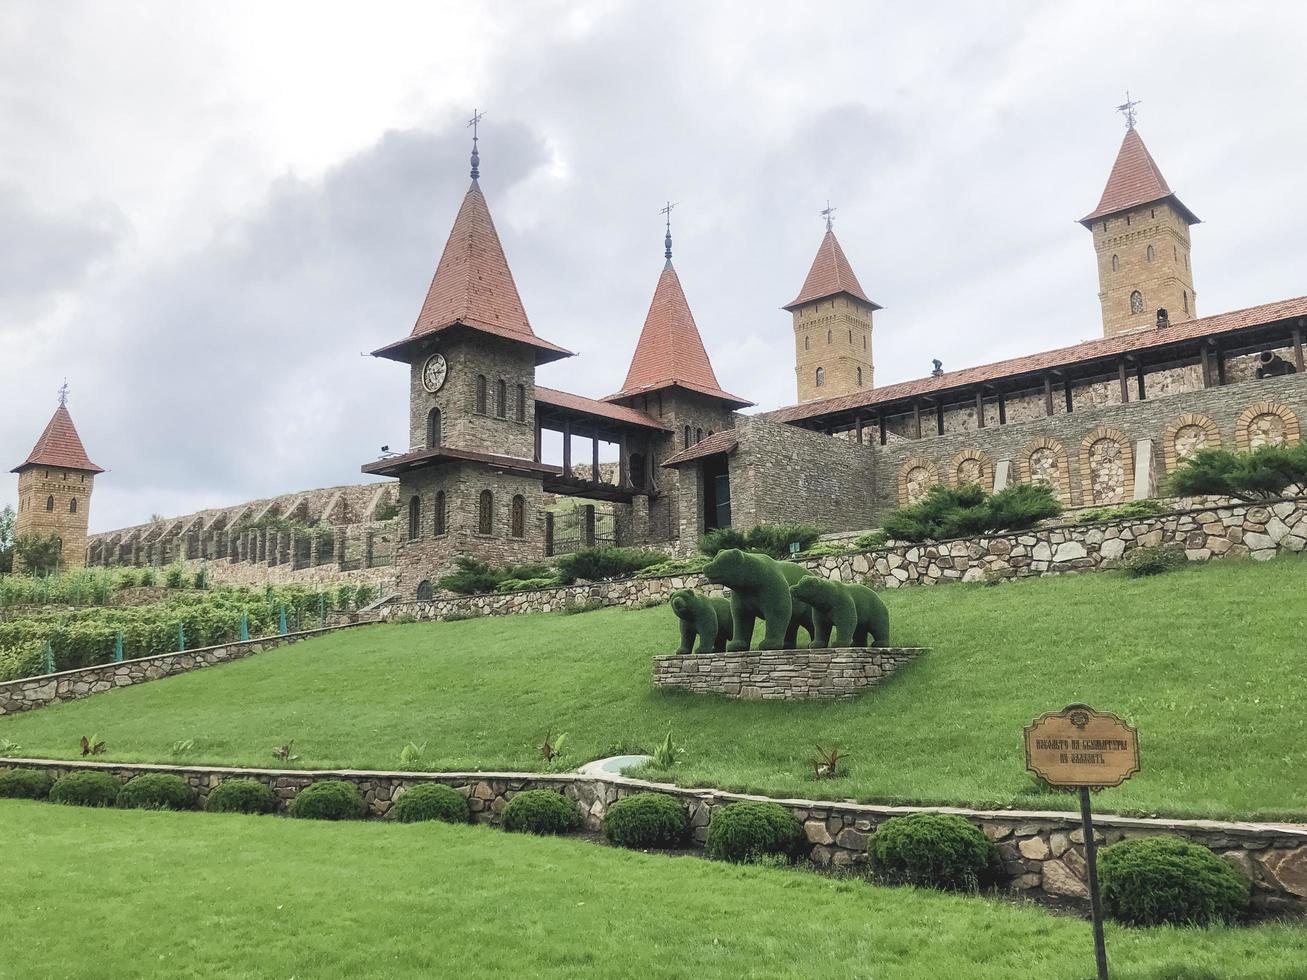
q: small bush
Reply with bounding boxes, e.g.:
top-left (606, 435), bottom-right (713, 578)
top-left (393, 784), bottom-right (470, 824)
top-left (494, 576), bottom-right (560, 593)
top-left (555, 546), bottom-right (663, 585)
top-left (798, 541), bottom-right (853, 558)
top-left (869, 812), bottom-right (997, 891)
top-left (1169, 443), bottom-right (1307, 502)
top-left (635, 554), bottom-right (711, 579)
top-left (704, 801), bottom-right (804, 863)
top-left (205, 778), bottom-right (279, 814)
top-left (603, 793), bottom-right (688, 849)
top-left (439, 557), bottom-right (557, 595)
top-left (501, 789), bottom-right (580, 835)
top-left (699, 523), bottom-right (822, 560)
top-left (49, 771), bottom-right (122, 808)
top-left (883, 483), bottom-right (1061, 543)
top-left (353, 584), bottom-right (377, 608)
top-left (1120, 544), bottom-right (1186, 577)
top-left (1075, 499), bottom-right (1168, 523)
top-left (288, 780), bottom-right (367, 820)
top-left (1100, 836), bottom-right (1249, 926)
top-left (164, 566), bottom-right (186, 589)
top-left (117, 773), bottom-right (195, 811)
top-left (0, 768), bottom-right (55, 800)
top-left (854, 530), bottom-right (889, 550)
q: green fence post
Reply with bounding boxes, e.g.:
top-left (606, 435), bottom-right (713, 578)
top-left (177, 622), bottom-right (186, 652)
top-left (41, 640), bottom-right (55, 675)
top-left (114, 632), bottom-right (124, 663)
top-left (279, 605), bottom-right (288, 636)
top-left (239, 612), bottom-right (250, 642)
top-left (319, 593), bottom-right (326, 628)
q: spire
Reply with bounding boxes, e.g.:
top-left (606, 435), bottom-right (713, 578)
top-left (468, 108), bottom-right (483, 184)
top-left (12, 398), bottom-right (102, 474)
top-left (661, 201), bottom-right (676, 266)
top-left (1080, 125), bottom-right (1198, 227)
top-left (784, 226), bottom-right (879, 311)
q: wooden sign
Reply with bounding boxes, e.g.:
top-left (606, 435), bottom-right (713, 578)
top-left (1024, 703), bottom-right (1139, 788)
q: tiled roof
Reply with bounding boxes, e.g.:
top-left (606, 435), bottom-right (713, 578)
top-left (605, 261), bottom-right (752, 408)
top-left (783, 229), bottom-right (879, 311)
top-left (661, 429), bottom-right (738, 468)
top-left (12, 405), bottom-right (103, 474)
top-left (361, 444), bottom-right (559, 478)
top-left (534, 386), bottom-right (671, 431)
top-left (1081, 128), bottom-right (1198, 226)
top-left (766, 295), bottom-right (1307, 425)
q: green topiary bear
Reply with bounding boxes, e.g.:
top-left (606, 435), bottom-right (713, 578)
top-left (702, 549), bottom-right (813, 651)
top-left (790, 576), bottom-right (890, 648)
top-left (669, 589), bottom-right (733, 654)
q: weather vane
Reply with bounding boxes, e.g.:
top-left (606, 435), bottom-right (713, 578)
top-left (58, 379), bottom-right (70, 407)
top-left (661, 201), bottom-right (677, 261)
top-left (468, 108), bottom-right (485, 180)
top-left (1116, 91), bottom-right (1141, 130)
top-left (820, 200), bottom-right (837, 231)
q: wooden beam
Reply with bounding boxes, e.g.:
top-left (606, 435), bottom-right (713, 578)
top-left (533, 417), bottom-right (542, 462)
top-left (1215, 341), bottom-right (1227, 386)
top-left (1118, 360), bottom-right (1130, 404)
top-left (1200, 345), bottom-right (1212, 388)
top-left (1294, 325), bottom-right (1305, 373)
top-left (592, 426), bottom-right (600, 483)
top-left (913, 401), bottom-right (922, 440)
top-left (975, 390), bottom-right (985, 429)
top-left (562, 420), bottom-right (572, 476)
top-left (936, 402), bottom-right (945, 436)
top-left (1043, 375), bottom-right (1054, 416)
top-left (878, 415), bottom-right (887, 446)
top-left (618, 429), bottom-right (629, 489)
top-left (1135, 361), bottom-right (1146, 401)
top-left (1064, 377), bottom-right (1073, 414)
top-left (997, 388), bottom-right (1007, 425)
top-left (854, 412), bottom-right (864, 444)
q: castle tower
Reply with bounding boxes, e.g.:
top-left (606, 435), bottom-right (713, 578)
top-left (785, 216), bottom-right (880, 403)
top-left (1081, 112), bottom-right (1199, 337)
top-left (11, 389), bottom-right (103, 572)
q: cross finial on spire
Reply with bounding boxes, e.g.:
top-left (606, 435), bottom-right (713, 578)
top-left (660, 201), bottom-right (677, 263)
top-left (467, 108), bottom-right (485, 181)
top-left (57, 379), bottom-right (69, 408)
top-left (820, 200), bottom-right (837, 232)
top-left (1116, 91), bottom-right (1141, 130)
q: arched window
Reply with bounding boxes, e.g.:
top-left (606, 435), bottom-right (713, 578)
top-left (478, 490), bottom-right (493, 535)
top-left (515, 384), bottom-right (526, 422)
top-left (408, 495), bottom-right (420, 540)
top-left (815, 367), bottom-right (825, 387)
top-left (857, 367), bottom-right (863, 386)
top-left (510, 495), bottom-right (525, 538)
top-left (695, 428), bottom-right (703, 443)
top-left (434, 490), bottom-right (447, 536)
top-left (46, 495), bottom-right (54, 511)
top-left (416, 580), bottom-right (434, 601)
top-left (804, 335), bottom-right (809, 350)
top-left (1129, 290), bottom-right (1144, 315)
top-left (1183, 290), bottom-right (1189, 314)
top-left (1111, 254), bottom-right (1119, 272)
top-left (426, 408), bottom-right (441, 448)
top-left (826, 329), bottom-right (832, 344)
top-left (848, 329), bottom-right (853, 343)
top-left (863, 335), bottom-right (867, 350)
top-left (69, 498), bottom-right (78, 514)
top-left (1146, 244), bottom-right (1155, 262)
top-left (475, 375), bottom-right (488, 414)
top-left (683, 426), bottom-right (691, 449)
top-left (495, 379), bottom-right (507, 418)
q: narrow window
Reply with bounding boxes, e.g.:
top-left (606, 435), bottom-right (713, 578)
top-left (848, 329), bottom-right (853, 343)
top-left (1111, 254), bottom-right (1119, 272)
top-left (804, 335), bottom-right (809, 350)
top-left (416, 580), bottom-right (433, 601)
top-left (46, 495), bottom-right (54, 511)
top-left (511, 495), bottom-right (525, 538)
top-left (1130, 290), bottom-right (1144, 315)
top-left (408, 495), bottom-right (420, 540)
top-left (1146, 244), bottom-right (1155, 262)
top-left (695, 428), bottom-right (703, 443)
top-left (475, 375), bottom-right (488, 414)
top-left (815, 367), bottom-right (825, 387)
top-left (1183, 290), bottom-right (1189, 314)
top-left (434, 490), bottom-right (447, 536)
top-left (515, 384), bottom-right (526, 422)
top-left (857, 367), bottom-right (863, 386)
top-left (826, 329), bottom-right (832, 344)
top-left (683, 426), bottom-right (691, 449)
top-left (495, 379), bottom-right (507, 418)
top-left (1151, 208), bottom-right (1156, 218)
top-left (1126, 215), bottom-right (1131, 226)
top-left (478, 490), bottom-right (494, 535)
top-left (863, 335), bottom-right (867, 350)
top-left (426, 408), bottom-right (441, 448)
top-left (70, 498), bottom-right (78, 514)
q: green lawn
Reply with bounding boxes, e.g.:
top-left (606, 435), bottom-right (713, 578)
top-left (3, 558), bottom-right (1306, 821)
top-left (1, 801), bottom-right (1302, 979)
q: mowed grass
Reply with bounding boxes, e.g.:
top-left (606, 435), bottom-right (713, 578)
top-left (3, 558), bottom-right (1306, 820)
top-left (2, 801), bottom-right (1303, 980)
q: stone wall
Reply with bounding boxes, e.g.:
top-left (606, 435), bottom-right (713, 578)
top-left (652, 647), bottom-right (925, 700)
top-left (0, 623), bottom-right (372, 716)
top-left (3, 757), bottom-right (1302, 915)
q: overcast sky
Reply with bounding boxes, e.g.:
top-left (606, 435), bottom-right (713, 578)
top-left (3, 1), bottom-right (1305, 532)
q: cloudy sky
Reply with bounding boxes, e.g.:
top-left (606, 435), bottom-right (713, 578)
top-left (2, 1), bottom-right (1305, 532)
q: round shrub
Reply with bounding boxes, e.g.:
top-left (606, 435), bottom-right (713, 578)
top-left (603, 793), bottom-right (688, 849)
top-left (0, 768), bottom-right (55, 800)
top-left (501, 789), bottom-right (580, 835)
top-left (704, 801), bottom-right (804, 863)
top-left (1120, 544), bottom-right (1186, 577)
top-left (49, 771), bottom-right (122, 808)
top-left (1100, 836), bottom-right (1249, 926)
top-left (393, 784), bottom-right (470, 824)
top-left (117, 773), bottom-right (195, 811)
top-left (869, 813), bottom-right (996, 890)
top-left (288, 780), bottom-right (367, 821)
top-left (205, 778), bottom-right (279, 815)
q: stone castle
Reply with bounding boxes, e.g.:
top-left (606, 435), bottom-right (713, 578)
top-left (17, 111), bottom-right (1305, 595)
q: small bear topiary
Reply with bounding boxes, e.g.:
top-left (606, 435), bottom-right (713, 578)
top-left (790, 576), bottom-right (890, 648)
top-left (602, 792), bottom-right (688, 849)
top-left (669, 589), bottom-right (733, 654)
top-left (701, 549), bottom-right (814, 651)
top-left (116, 773), bottom-right (195, 811)
top-left (704, 801), bottom-right (804, 863)
top-left (288, 780), bottom-right (367, 821)
top-left (1099, 836), bottom-right (1249, 927)
top-left (0, 768), bottom-right (55, 800)
top-left (205, 778), bottom-right (279, 815)
top-left (501, 789), bottom-right (581, 835)
top-left (869, 812), bottom-right (997, 891)
top-left (49, 771), bottom-right (122, 808)
top-left (392, 783), bottom-right (471, 824)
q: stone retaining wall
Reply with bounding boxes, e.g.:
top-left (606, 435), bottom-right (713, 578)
top-left (652, 647), bottom-right (926, 700)
top-left (3, 757), bottom-right (1303, 916)
top-left (0, 622), bottom-right (372, 716)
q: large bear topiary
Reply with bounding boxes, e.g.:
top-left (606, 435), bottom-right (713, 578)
top-left (702, 549), bottom-right (813, 651)
top-left (790, 576), bottom-right (890, 648)
top-left (669, 589), bottom-right (734, 654)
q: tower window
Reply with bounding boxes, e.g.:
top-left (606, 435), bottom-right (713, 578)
top-left (804, 335), bottom-right (809, 350)
top-left (683, 425), bottom-right (691, 449)
top-left (495, 379), bottom-right (507, 418)
top-left (1183, 290), bottom-right (1189, 313)
top-left (408, 495), bottom-right (421, 540)
top-left (510, 495), bottom-right (526, 538)
top-left (515, 384), bottom-right (526, 422)
top-left (815, 367), bottom-right (825, 387)
top-left (478, 490), bottom-right (494, 535)
top-left (46, 495), bottom-right (54, 511)
top-left (848, 329), bottom-right (852, 343)
top-left (863, 335), bottom-right (867, 350)
top-left (426, 408), bottom-right (441, 448)
top-left (1146, 244), bottom-right (1155, 262)
top-left (475, 375), bottom-right (488, 414)
top-left (857, 367), bottom-right (863, 386)
top-left (1130, 290), bottom-right (1144, 315)
top-left (1151, 208), bottom-right (1157, 218)
top-left (1111, 254), bottom-right (1119, 272)
top-left (827, 329), bottom-right (832, 344)
top-left (69, 498), bottom-right (77, 514)
top-left (434, 490), bottom-right (447, 536)
top-left (695, 428), bottom-right (703, 443)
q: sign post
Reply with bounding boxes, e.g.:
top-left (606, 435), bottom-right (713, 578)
top-left (1024, 704), bottom-right (1139, 980)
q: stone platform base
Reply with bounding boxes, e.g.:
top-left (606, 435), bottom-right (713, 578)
top-left (652, 647), bottom-right (927, 701)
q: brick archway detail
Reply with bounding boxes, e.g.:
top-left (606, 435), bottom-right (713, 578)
top-left (1018, 437), bottom-right (1071, 506)
top-left (1236, 401), bottom-right (1300, 451)
top-left (897, 456), bottom-right (939, 505)
top-left (948, 448), bottom-right (994, 490)
top-left (1078, 426), bottom-right (1135, 505)
top-left (1163, 413), bottom-right (1221, 472)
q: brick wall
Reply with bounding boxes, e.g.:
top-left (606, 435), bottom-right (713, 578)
top-left (652, 647), bottom-right (925, 700)
top-left (14, 466), bottom-right (95, 571)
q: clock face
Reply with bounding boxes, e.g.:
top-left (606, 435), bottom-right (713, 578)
top-left (421, 353), bottom-right (448, 393)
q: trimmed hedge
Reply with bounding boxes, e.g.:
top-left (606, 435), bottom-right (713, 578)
top-left (555, 547), bottom-right (664, 585)
top-left (704, 801), bottom-right (804, 863)
top-left (1100, 836), bottom-right (1249, 926)
top-left (288, 780), bottom-right (367, 821)
top-left (868, 812), bottom-right (997, 891)
top-left (205, 778), bottom-right (279, 815)
top-left (117, 773), bottom-right (195, 811)
top-left (602, 793), bottom-right (687, 849)
top-left (49, 771), bottom-right (121, 808)
top-left (392, 784), bottom-right (470, 824)
top-left (1120, 544), bottom-right (1186, 577)
top-left (501, 789), bottom-right (581, 835)
top-left (0, 767), bottom-right (55, 800)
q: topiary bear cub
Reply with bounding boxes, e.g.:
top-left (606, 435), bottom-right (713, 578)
top-left (789, 576), bottom-right (890, 648)
top-left (701, 548), bottom-right (814, 651)
top-left (670, 589), bottom-right (734, 654)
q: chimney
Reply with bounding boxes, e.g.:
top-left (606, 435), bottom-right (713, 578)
top-left (1156, 308), bottom-right (1169, 329)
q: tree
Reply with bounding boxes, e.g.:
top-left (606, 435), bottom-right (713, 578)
top-left (1168, 444), bottom-right (1307, 502)
top-left (0, 504), bottom-right (14, 574)
top-left (13, 533), bottom-right (63, 576)
top-left (882, 482), bottom-right (1062, 543)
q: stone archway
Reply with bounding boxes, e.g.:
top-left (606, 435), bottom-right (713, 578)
top-left (1163, 413), bottom-right (1221, 473)
top-left (897, 456), bottom-right (939, 505)
top-left (1078, 426), bottom-right (1134, 505)
top-left (1236, 402), bottom-right (1300, 451)
top-left (948, 448), bottom-right (994, 490)
top-left (1019, 437), bottom-right (1072, 506)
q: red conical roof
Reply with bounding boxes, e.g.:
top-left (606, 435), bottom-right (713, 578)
top-left (12, 404), bottom-right (102, 474)
top-left (606, 261), bottom-right (751, 408)
top-left (1080, 128), bottom-right (1198, 226)
top-left (783, 229), bottom-right (880, 311)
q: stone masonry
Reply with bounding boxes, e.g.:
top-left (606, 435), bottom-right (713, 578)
top-left (652, 647), bottom-right (925, 700)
